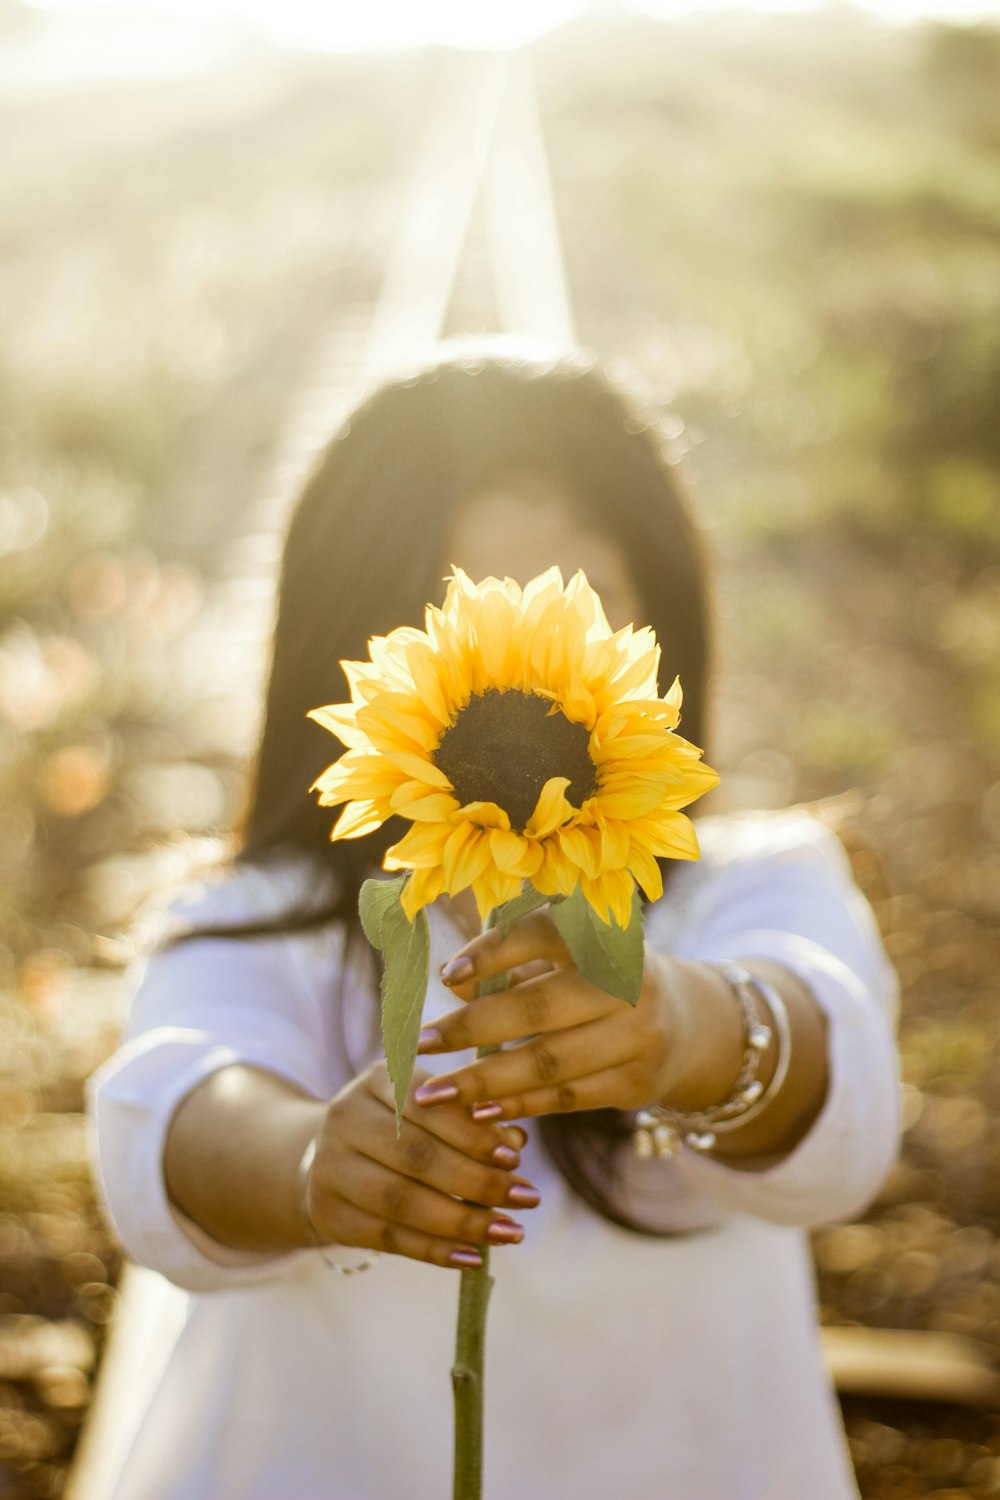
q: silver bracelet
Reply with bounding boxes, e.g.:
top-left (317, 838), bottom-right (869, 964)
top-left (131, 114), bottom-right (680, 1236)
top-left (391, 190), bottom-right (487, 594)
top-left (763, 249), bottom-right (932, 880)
top-left (296, 1135), bottom-right (381, 1276)
top-left (632, 959), bottom-right (791, 1159)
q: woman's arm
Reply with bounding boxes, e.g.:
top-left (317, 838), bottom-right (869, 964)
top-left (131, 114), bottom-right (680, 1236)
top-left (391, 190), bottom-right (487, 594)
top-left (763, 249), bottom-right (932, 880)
top-left (647, 954), bottom-right (829, 1170)
top-left (414, 922), bottom-right (825, 1171)
top-left (163, 1064), bottom-right (324, 1253)
top-left (162, 1058), bottom-right (538, 1269)
top-left (414, 814), bottom-right (900, 1226)
top-left (86, 856), bottom-right (534, 1292)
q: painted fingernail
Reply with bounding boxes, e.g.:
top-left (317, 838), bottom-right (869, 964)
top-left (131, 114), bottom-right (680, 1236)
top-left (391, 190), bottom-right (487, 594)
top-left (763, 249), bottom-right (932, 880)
top-left (491, 1144), bottom-right (520, 1169)
top-left (505, 1183), bottom-right (541, 1209)
top-left (487, 1220), bottom-right (524, 1245)
top-left (471, 1101), bottom-right (503, 1122)
top-left (441, 956), bottom-right (474, 985)
top-left (449, 1249), bottom-right (484, 1268)
top-left (417, 1027), bottom-right (443, 1052)
top-left (414, 1080), bottom-right (459, 1105)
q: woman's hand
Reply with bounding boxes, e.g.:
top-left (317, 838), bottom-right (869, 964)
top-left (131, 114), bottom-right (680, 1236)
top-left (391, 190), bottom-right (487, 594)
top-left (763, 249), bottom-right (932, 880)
top-left (412, 909), bottom-right (691, 1122)
top-left (305, 1059), bottom-right (540, 1270)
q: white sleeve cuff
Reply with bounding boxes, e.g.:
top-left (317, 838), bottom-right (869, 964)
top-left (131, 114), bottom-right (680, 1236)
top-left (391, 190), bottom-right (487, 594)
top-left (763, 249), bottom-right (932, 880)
top-left (669, 929), bottom-right (902, 1228)
top-left (87, 1030), bottom-right (323, 1293)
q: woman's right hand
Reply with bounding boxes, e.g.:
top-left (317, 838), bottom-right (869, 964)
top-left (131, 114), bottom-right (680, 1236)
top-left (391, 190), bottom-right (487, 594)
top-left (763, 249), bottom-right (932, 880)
top-left (303, 1060), bottom-right (540, 1270)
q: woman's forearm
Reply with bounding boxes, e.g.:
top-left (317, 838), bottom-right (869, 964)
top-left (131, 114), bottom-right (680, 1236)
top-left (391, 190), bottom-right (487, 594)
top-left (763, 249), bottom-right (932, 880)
top-left (656, 957), bottom-right (830, 1171)
top-left (163, 1064), bottom-right (326, 1252)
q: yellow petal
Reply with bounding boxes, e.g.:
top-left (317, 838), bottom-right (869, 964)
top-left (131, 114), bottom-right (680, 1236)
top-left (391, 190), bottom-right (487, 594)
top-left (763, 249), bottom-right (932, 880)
top-left (357, 702), bottom-right (441, 754)
top-left (329, 799), bottom-right (388, 841)
top-left (402, 641), bottom-right (452, 727)
top-left (382, 748), bottom-right (454, 789)
top-left (577, 874), bottom-right (610, 924)
top-left (306, 703), bottom-right (369, 750)
top-left (471, 868), bottom-right (521, 922)
top-left (596, 784), bottom-right (669, 820)
top-left (592, 811), bottom-right (629, 869)
top-left (311, 755), bottom-right (405, 805)
top-left (472, 587), bottom-right (520, 688)
top-left (525, 776), bottom-right (574, 839)
top-left (630, 811), bottom-right (701, 860)
top-left (400, 866), bottom-right (445, 921)
top-left (490, 827), bottom-right (544, 877)
top-left (606, 869), bottom-right (637, 929)
top-left (389, 783), bottom-right (461, 821)
top-left (446, 827), bottom-right (494, 893)
top-left (565, 568), bottom-right (612, 638)
top-left (532, 837), bottom-right (581, 898)
top-left (582, 869), bottom-right (634, 929)
top-left (383, 820), bottom-right (450, 870)
top-left (556, 824), bottom-right (601, 880)
top-left (457, 800), bottom-right (511, 831)
top-left (627, 842), bottom-right (663, 903)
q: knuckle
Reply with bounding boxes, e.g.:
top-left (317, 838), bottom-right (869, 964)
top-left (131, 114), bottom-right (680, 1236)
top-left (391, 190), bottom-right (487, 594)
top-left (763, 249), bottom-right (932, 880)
top-left (555, 1082), bottom-right (576, 1111)
top-left (403, 1132), bottom-right (437, 1174)
top-left (445, 1016), bottom-right (469, 1048)
top-left (381, 1179), bottom-right (410, 1220)
top-left (460, 1207), bottom-right (488, 1243)
top-left (378, 1222), bottom-right (402, 1254)
top-left (468, 1166), bottom-right (501, 1206)
top-left (532, 1046), bottom-right (559, 1084)
top-left (521, 986), bottom-right (550, 1031)
top-left (486, 1169), bottom-right (512, 1205)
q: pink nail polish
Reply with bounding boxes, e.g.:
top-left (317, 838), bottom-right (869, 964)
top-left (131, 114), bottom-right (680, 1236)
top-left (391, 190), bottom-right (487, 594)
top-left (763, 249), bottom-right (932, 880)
top-left (472, 1101), bottom-right (503, 1122)
top-left (449, 1249), bottom-right (484, 1268)
top-left (505, 1183), bottom-right (541, 1209)
top-left (414, 1080), bottom-right (458, 1105)
top-left (441, 956), bottom-right (474, 985)
top-left (417, 1027), bottom-right (443, 1052)
top-left (487, 1220), bottom-right (524, 1245)
top-left (491, 1144), bottom-right (520, 1169)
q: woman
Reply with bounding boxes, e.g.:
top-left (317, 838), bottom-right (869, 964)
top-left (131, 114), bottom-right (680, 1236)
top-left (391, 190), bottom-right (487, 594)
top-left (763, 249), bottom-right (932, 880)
top-left (86, 339), bottom-right (900, 1499)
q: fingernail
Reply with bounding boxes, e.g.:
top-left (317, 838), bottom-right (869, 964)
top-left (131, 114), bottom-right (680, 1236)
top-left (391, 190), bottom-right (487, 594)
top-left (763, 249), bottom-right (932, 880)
top-left (449, 1249), bottom-right (484, 1268)
top-left (508, 1127), bottom-right (529, 1149)
top-left (441, 956), bottom-right (474, 985)
top-left (505, 1183), bottom-right (541, 1209)
top-left (471, 1101), bottom-right (503, 1122)
top-left (414, 1080), bottom-right (459, 1105)
top-left (417, 1027), bottom-right (443, 1053)
top-left (491, 1144), bottom-right (520, 1169)
top-left (487, 1220), bottom-right (524, 1245)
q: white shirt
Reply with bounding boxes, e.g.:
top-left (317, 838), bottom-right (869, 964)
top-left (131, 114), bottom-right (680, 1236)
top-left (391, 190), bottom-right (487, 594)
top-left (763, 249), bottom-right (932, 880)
top-left (85, 809), bottom-right (901, 1500)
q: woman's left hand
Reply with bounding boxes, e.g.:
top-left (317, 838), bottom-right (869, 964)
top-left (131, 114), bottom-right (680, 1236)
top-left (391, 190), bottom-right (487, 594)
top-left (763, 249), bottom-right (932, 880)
top-left (413, 908), bottom-right (686, 1121)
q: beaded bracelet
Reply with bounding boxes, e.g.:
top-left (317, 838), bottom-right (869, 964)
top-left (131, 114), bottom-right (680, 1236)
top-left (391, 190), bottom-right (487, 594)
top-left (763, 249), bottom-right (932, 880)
top-left (296, 1134), bottom-right (381, 1275)
top-left (632, 959), bottom-right (791, 1159)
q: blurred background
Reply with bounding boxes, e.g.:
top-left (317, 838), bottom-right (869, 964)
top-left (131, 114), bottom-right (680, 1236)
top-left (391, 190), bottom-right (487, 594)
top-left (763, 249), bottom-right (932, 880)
top-left (1, 0), bottom-right (1000, 1495)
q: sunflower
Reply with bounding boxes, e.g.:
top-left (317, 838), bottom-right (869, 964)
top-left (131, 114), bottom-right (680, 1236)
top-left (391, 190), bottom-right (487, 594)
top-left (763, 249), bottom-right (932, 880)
top-left (308, 567), bottom-right (718, 928)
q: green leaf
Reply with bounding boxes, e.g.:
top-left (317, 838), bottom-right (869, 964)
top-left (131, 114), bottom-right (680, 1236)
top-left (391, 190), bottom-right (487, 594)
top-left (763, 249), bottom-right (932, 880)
top-left (359, 874), bottom-right (408, 948)
top-left (359, 876), bottom-right (430, 1130)
top-left (490, 882), bottom-right (563, 939)
top-left (549, 882), bottom-right (645, 1005)
top-left (379, 896), bottom-right (430, 1131)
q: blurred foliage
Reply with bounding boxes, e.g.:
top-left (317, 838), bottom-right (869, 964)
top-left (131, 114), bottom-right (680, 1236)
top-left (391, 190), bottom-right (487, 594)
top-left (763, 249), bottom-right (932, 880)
top-left (0, 8), bottom-right (998, 1497)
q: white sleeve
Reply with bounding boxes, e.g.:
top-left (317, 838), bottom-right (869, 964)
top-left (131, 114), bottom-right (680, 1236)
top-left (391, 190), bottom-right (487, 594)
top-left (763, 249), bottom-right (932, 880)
top-left (85, 858), bottom-right (355, 1294)
top-left (662, 813), bottom-right (902, 1229)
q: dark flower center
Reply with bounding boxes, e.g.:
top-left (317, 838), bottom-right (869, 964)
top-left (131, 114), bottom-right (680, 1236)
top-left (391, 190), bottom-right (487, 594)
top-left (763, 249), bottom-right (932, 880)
top-left (433, 689), bottom-right (597, 833)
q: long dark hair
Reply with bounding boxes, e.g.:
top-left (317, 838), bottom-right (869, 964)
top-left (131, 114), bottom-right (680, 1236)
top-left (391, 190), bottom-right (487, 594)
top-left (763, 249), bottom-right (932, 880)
top-left (168, 338), bottom-right (715, 1234)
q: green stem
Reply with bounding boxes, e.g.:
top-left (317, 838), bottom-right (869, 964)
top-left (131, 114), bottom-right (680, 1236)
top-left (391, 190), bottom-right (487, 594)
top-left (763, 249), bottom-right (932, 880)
top-left (451, 1231), bottom-right (493, 1500)
top-left (451, 909), bottom-right (507, 1500)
